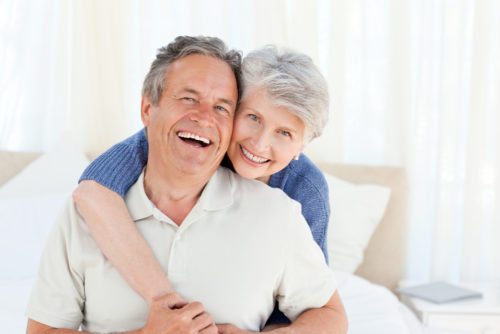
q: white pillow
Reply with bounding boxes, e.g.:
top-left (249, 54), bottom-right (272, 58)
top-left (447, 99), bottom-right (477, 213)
top-left (0, 139), bottom-right (89, 198)
top-left (0, 195), bottom-right (70, 280)
top-left (325, 173), bottom-right (391, 273)
top-left (0, 140), bottom-right (89, 280)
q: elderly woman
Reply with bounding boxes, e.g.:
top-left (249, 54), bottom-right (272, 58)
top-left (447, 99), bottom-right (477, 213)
top-left (74, 45), bottom-right (334, 330)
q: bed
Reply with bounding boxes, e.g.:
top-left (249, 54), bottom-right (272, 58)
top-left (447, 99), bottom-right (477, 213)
top-left (0, 145), bottom-right (462, 333)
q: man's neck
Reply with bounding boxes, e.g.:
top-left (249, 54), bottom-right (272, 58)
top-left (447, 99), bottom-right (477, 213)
top-left (143, 164), bottom-right (214, 226)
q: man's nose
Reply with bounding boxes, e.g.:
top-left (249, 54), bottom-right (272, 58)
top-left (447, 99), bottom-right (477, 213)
top-left (190, 102), bottom-right (215, 127)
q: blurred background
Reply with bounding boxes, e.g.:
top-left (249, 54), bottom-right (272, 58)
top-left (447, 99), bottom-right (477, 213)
top-left (1, 0), bottom-right (499, 284)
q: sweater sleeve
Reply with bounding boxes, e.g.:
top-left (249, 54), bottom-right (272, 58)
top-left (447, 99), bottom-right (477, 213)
top-left (79, 129), bottom-right (148, 198)
top-left (269, 154), bottom-right (331, 264)
top-left (297, 175), bottom-right (331, 264)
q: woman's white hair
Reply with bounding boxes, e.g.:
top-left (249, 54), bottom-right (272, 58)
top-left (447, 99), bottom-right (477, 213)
top-left (239, 46), bottom-right (329, 142)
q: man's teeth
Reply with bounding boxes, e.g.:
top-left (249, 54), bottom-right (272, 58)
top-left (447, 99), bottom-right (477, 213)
top-left (177, 132), bottom-right (210, 144)
top-left (241, 146), bottom-right (269, 163)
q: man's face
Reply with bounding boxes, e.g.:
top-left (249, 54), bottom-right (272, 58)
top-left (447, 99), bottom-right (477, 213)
top-left (142, 54), bottom-right (238, 178)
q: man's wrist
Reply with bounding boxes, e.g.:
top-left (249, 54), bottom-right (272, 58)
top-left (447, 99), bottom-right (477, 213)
top-left (267, 327), bottom-right (295, 334)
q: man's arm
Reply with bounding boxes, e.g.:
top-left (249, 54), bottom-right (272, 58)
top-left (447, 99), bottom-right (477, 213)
top-left (27, 319), bottom-right (140, 334)
top-left (274, 290), bottom-right (347, 334)
top-left (27, 294), bottom-right (218, 334)
top-left (217, 291), bottom-right (347, 334)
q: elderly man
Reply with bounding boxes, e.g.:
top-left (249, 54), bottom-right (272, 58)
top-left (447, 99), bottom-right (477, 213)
top-left (26, 36), bottom-right (347, 334)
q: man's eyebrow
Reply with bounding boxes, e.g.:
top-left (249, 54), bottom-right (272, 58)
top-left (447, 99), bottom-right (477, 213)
top-left (179, 88), bottom-right (200, 96)
top-left (218, 98), bottom-right (235, 109)
top-left (177, 88), bottom-right (235, 109)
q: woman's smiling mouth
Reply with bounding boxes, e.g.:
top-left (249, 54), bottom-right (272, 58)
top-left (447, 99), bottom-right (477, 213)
top-left (240, 145), bottom-right (270, 164)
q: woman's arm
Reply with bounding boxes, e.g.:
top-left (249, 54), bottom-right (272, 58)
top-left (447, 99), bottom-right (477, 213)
top-left (73, 181), bottom-right (175, 303)
top-left (73, 129), bottom-right (178, 304)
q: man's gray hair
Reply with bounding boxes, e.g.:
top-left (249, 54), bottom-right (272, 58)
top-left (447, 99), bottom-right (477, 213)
top-left (240, 46), bottom-right (329, 142)
top-left (143, 36), bottom-right (242, 105)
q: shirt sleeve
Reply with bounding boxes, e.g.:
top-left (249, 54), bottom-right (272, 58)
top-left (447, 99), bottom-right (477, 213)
top-left (25, 199), bottom-right (85, 329)
top-left (276, 200), bottom-right (337, 322)
top-left (79, 128), bottom-right (148, 198)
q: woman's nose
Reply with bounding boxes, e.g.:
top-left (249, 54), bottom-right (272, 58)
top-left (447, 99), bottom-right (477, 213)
top-left (251, 129), bottom-right (271, 151)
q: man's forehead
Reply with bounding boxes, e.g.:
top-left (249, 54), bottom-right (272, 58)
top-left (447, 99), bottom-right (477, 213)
top-left (165, 55), bottom-right (238, 102)
top-left (167, 54), bottom-right (233, 76)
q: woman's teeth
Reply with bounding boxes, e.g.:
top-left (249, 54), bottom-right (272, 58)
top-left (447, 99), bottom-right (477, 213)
top-left (241, 146), bottom-right (269, 163)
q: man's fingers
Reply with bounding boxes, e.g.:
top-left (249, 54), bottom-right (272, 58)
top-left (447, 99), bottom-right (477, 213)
top-left (217, 324), bottom-right (232, 334)
top-left (181, 301), bottom-right (205, 318)
top-left (199, 322), bottom-right (218, 334)
top-left (193, 311), bottom-right (214, 331)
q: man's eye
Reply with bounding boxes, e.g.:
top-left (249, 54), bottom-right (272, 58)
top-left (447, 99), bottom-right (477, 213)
top-left (183, 97), bottom-right (195, 102)
top-left (215, 106), bottom-right (228, 113)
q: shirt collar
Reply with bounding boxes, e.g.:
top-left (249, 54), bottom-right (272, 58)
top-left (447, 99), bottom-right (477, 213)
top-left (197, 166), bottom-right (234, 211)
top-left (125, 166), bottom-right (234, 222)
top-left (125, 170), bottom-right (154, 221)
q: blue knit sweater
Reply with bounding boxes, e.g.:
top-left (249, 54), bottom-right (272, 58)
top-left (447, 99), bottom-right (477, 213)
top-left (79, 128), bottom-right (331, 325)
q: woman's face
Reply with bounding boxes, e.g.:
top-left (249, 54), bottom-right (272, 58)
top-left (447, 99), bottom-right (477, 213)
top-left (227, 88), bottom-right (305, 183)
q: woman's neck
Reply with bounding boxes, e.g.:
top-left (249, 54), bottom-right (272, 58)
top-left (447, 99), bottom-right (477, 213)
top-left (257, 175), bottom-right (271, 184)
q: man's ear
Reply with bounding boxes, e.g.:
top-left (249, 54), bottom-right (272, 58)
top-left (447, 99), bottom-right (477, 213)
top-left (141, 95), bottom-right (152, 127)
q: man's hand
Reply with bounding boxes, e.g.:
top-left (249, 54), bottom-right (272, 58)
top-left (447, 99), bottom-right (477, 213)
top-left (217, 324), bottom-right (256, 334)
top-left (141, 293), bottom-right (217, 334)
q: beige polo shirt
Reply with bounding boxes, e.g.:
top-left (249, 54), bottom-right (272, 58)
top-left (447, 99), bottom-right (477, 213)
top-left (26, 167), bottom-right (337, 333)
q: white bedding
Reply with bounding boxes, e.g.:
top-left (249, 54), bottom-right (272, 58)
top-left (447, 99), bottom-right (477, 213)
top-left (334, 271), bottom-right (466, 334)
top-left (335, 270), bottom-right (411, 334)
top-left (0, 148), bottom-right (458, 333)
top-left (0, 269), bottom-right (455, 334)
top-left (0, 278), bottom-right (35, 333)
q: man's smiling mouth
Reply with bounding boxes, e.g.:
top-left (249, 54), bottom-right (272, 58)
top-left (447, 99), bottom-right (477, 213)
top-left (177, 131), bottom-right (211, 147)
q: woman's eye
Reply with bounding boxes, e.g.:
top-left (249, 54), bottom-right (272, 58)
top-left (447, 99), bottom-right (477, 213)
top-left (279, 130), bottom-right (291, 137)
top-left (249, 114), bottom-right (259, 121)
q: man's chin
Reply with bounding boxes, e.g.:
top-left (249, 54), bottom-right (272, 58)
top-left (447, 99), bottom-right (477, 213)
top-left (175, 160), bottom-right (221, 178)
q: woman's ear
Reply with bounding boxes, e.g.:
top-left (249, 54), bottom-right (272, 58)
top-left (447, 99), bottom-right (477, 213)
top-left (295, 144), bottom-right (304, 160)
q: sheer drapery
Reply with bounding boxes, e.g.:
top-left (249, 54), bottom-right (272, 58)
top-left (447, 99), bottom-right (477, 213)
top-left (1, 0), bottom-right (498, 282)
top-left (406, 0), bottom-right (500, 282)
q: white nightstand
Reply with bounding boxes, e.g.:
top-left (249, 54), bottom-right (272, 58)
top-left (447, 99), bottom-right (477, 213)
top-left (400, 282), bottom-right (500, 334)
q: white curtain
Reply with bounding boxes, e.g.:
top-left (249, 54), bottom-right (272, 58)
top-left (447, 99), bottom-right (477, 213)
top-left (0, 0), bottom-right (151, 154)
top-left (406, 0), bottom-right (500, 283)
top-left (1, 0), bottom-right (499, 283)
